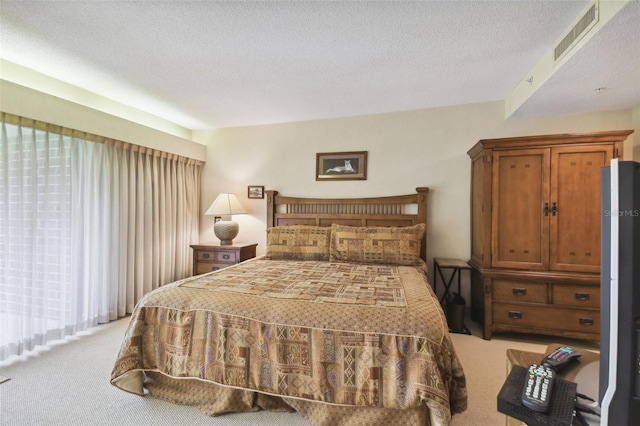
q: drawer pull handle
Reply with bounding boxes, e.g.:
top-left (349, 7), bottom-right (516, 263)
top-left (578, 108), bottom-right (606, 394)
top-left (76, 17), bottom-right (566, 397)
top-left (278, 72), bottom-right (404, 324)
top-left (575, 292), bottom-right (590, 301)
top-left (212, 266), bottom-right (219, 271)
top-left (222, 254), bottom-right (230, 260)
top-left (203, 253), bottom-right (210, 259)
top-left (508, 311), bottom-right (522, 320)
top-left (512, 288), bottom-right (527, 296)
top-left (579, 318), bottom-right (594, 326)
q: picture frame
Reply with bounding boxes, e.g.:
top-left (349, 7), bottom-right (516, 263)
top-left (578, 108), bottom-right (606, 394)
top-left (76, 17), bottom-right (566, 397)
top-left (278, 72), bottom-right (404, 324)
top-left (316, 151), bottom-right (367, 181)
top-left (247, 185), bottom-right (265, 199)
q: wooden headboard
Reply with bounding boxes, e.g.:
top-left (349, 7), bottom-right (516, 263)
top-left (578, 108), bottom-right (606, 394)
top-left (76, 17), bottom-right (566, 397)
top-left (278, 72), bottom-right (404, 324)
top-left (266, 187), bottom-right (429, 261)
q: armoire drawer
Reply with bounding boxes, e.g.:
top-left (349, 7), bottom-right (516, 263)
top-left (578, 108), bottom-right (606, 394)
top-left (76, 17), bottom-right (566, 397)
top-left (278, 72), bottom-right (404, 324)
top-left (492, 280), bottom-right (548, 303)
top-left (551, 284), bottom-right (600, 308)
top-left (493, 303), bottom-right (600, 333)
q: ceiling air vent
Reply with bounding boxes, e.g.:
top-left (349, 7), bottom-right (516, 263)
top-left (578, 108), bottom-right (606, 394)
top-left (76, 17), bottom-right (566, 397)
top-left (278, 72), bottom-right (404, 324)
top-left (553, 0), bottom-right (599, 64)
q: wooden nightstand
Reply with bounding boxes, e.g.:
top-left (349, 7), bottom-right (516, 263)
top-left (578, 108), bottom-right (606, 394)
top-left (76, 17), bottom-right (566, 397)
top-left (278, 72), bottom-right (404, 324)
top-left (190, 242), bottom-right (257, 275)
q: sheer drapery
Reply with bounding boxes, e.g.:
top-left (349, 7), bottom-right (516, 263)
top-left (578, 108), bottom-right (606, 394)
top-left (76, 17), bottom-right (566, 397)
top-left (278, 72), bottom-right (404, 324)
top-left (0, 114), bottom-right (201, 360)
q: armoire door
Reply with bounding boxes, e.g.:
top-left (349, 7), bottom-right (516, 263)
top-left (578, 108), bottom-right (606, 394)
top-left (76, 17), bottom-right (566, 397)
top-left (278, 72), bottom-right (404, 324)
top-left (549, 145), bottom-right (615, 273)
top-left (491, 149), bottom-right (550, 270)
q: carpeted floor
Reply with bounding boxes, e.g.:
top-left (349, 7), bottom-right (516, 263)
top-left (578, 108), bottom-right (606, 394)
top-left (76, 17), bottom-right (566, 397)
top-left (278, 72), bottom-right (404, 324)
top-left (0, 314), bottom-right (597, 425)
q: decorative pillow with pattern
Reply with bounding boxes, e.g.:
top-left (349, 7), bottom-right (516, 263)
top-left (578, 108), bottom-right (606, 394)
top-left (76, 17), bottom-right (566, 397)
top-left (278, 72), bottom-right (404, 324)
top-left (265, 225), bottom-right (331, 261)
top-left (330, 223), bottom-right (425, 266)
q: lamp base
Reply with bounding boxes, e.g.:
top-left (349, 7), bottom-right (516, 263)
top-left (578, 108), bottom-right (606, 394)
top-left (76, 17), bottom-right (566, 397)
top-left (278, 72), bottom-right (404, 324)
top-left (214, 220), bottom-right (239, 245)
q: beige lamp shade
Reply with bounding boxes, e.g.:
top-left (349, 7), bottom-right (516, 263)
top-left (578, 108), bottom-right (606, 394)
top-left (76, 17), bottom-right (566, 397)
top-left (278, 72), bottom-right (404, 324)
top-left (205, 193), bottom-right (247, 245)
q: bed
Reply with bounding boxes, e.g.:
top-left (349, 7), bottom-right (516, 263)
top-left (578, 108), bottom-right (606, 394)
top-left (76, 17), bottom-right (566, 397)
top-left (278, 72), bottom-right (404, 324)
top-left (111, 188), bottom-right (467, 425)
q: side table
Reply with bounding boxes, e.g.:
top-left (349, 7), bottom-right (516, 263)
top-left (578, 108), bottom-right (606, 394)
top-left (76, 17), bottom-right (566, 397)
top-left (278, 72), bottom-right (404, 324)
top-left (433, 258), bottom-right (471, 334)
top-left (504, 343), bottom-right (600, 426)
top-left (433, 258), bottom-right (471, 304)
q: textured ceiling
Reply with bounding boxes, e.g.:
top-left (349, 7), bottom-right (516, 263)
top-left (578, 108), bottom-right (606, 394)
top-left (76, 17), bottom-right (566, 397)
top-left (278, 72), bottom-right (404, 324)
top-left (1, 0), bottom-right (638, 130)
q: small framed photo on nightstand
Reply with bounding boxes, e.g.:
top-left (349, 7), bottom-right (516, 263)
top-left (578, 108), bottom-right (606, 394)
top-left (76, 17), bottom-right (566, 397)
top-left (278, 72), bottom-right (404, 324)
top-left (248, 185), bottom-right (264, 199)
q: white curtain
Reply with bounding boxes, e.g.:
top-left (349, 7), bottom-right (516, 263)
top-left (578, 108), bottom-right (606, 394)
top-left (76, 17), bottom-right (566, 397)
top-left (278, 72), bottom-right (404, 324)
top-left (0, 115), bottom-right (201, 361)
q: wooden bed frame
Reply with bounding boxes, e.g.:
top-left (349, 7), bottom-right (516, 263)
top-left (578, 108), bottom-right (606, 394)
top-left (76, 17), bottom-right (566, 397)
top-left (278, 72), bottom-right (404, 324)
top-left (265, 187), bottom-right (429, 261)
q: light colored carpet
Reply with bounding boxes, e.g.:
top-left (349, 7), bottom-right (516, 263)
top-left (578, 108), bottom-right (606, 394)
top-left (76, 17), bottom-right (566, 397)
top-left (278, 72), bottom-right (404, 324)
top-left (0, 314), bottom-right (597, 425)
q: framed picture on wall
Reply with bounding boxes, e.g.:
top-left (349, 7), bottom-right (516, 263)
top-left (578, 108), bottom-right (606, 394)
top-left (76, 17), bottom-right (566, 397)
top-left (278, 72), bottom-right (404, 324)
top-left (316, 151), bottom-right (367, 181)
top-left (248, 185), bottom-right (264, 199)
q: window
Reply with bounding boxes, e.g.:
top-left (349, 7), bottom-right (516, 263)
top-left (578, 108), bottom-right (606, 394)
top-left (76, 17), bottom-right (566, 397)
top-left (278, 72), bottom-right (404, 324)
top-left (0, 115), bottom-right (201, 361)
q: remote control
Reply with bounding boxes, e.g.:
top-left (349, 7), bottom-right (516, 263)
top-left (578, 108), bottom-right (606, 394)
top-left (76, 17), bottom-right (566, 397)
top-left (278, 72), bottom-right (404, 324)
top-left (541, 346), bottom-right (581, 371)
top-left (521, 364), bottom-right (555, 413)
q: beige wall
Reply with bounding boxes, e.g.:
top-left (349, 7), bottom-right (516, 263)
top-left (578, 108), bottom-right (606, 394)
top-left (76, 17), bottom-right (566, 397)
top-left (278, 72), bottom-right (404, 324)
top-left (2, 78), bottom-right (637, 301)
top-left (194, 102), bottom-right (635, 301)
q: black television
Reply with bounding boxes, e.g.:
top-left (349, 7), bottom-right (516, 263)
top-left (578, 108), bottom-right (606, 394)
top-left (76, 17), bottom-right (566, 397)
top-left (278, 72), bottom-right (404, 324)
top-left (599, 159), bottom-right (640, 425)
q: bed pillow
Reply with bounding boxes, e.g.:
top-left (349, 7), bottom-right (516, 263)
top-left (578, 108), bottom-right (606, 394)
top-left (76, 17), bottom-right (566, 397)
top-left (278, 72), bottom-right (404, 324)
top-left (265, 225), bottom-right (331, 261)
top-left (329, 223), bottom-right (425, 266)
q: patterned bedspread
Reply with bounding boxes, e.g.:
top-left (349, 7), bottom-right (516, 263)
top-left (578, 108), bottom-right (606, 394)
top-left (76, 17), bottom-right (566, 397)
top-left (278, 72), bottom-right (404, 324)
top-left (111, 259), bottom-right (467, 425)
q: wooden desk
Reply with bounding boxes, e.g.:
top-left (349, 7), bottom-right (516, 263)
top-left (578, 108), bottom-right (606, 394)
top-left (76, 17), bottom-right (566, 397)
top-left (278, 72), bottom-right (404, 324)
top-left (505, 343), bottom-right (600, 426)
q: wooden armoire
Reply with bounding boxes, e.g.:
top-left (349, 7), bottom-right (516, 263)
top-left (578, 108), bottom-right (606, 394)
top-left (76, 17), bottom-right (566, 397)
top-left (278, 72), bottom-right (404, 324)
top-left (468, 130), bottom-right (633, 340)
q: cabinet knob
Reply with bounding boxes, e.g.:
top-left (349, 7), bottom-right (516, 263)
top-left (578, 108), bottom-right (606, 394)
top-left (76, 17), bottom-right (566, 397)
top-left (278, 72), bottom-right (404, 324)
top-left (212, 266), bottom-right (219, 271)
top-left (512, 288), bottom-right (527, 296)
top-left (579, 318), bottom-right (594, 326)
top-left (203, 253), bottom-right (210, 259)
top-left (508, 311), bottom-right (523, 319)
top-left (222, 254), bottom-right (230, 260)
top-left (574, 292), bottom-right (590, 301)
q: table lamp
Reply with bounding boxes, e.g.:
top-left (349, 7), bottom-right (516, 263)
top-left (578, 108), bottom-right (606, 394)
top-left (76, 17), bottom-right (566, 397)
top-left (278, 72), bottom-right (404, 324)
top-left (205, 193), bottom-right (247, 245)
